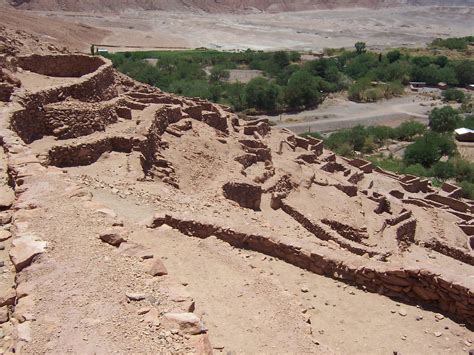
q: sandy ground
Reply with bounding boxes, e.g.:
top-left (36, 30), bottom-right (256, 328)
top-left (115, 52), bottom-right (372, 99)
top-left (85, 185), bottom-right (474, 355)
top-left (27, 6), bottom-right (474, 52)
top-left (266, 93), bottom-right (442, 134)
top-left (0, 6), bottom-right (109, 52)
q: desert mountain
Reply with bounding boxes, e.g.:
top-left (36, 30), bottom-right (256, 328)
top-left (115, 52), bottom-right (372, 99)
top-left (7, 0), bottom-right (474, 12)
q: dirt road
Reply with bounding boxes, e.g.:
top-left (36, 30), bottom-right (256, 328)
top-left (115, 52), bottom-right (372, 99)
top-left (268, 95), bottom-right (440, 134)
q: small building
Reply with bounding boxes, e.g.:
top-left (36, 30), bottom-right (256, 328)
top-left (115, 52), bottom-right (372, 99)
top-left (409, 81), bottom-right (427, 91)
top-left (455, 128), bottom-right (474, 142)
top-left (437, 82), bottom-right (448, 90)
top-left (467, 84), bottom-right (474, 91)
top-left (97, 48), bottom-right (109, 55)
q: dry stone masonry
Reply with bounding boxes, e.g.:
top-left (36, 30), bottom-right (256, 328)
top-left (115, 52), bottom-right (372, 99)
top-left (1, 45), bottom-right (473, 354)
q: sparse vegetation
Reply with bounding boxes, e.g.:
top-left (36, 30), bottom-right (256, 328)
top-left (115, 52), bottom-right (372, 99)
top-left (304, 117), bottom-right (474, 199)
top-left (430, 36), bottom-right (474, 51)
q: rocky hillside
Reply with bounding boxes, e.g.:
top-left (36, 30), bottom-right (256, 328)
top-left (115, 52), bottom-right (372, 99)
top-left (8, 0), bottom-right (474, 12)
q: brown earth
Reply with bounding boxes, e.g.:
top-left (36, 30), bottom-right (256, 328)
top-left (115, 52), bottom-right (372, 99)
top-left (0, 5), bottom-right (109, 53)
top-left (6, 0), bottom-right (474, 13)
top-left (1, 11), bottom-right (474, 355)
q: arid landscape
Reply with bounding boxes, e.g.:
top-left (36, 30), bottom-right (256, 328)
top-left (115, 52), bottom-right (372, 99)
top-left (23, 6), bottom-right (474, 52)
top-left (1, 1), bottom-right (474, 354)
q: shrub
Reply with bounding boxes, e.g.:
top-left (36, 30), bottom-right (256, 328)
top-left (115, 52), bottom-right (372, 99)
top-left (355, 42), bottom-right (367, 55)
top-left (459, 115), bottom-right (474, 129)
top-left (365, 126), bottom-right (395, 142)
top-left (460, 181), bottom-right (474, 200)
top-left (404, 139), bottom-right (440, 167)
top-left (285, 71), bottom-right (322, 109)
top-left (403, 164), bottom-right (429, 177)
top-left (455, 60), bottom-right (474, 87)
top-left (442, 88), bottom-right (466, 103)
top-left (429, 106), bottom-right (461, 133)
top-left (386, 50), bottom-right (401, 63)
top-left (245, 77), bottom-right (280, 111)
top-left (430, 161), bottom-right (456, 180)
top-left (404, 132), bottom-right (457, 167)
top-left (393, 120), bottom-right (426, 141)
top-left (452, 158), bottom-right (474, 183)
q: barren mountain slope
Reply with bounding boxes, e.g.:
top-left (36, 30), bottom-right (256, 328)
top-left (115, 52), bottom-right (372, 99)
top-left (7, 0), bottom-right (474, 12)
top-left (0, 5), bottom-right (108, 52)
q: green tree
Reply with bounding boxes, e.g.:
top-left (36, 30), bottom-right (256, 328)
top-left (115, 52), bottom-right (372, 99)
top-left (394, 120), bottom-right (426, 140)
top-left (455, 60), bottom-right (474, 86)
top-left (273, 51), bottom-right (290, 68)
top-left (209, 66), bottom-right (230, 83)
top-left (355, 42), bottom-right (367, 55)
top-left (90, 45), bottom-right (95, 56)
top-left (404, 138), bottom-right (441, 167)
top-left (386, 50), bottom-right (401, 63)
top-left (429, 106), bottom-right (461, 133)
top-left (404, 132), bottom-right (457, 167)
top-left (245, 77), bottom-right (279, 111)
top-left (285, 71), bottom-right (321, 109)
top-left (442, 88), bottom-right (466, 103)
top-left (226, 82), bottom-right (247, 111)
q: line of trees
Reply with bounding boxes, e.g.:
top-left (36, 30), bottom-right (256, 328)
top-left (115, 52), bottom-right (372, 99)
top-left (104, 42), bottom-right (474, 113)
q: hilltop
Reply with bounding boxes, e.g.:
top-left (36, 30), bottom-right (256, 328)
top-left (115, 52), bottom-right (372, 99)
top-left (1, 9), bottom-right (474, 354)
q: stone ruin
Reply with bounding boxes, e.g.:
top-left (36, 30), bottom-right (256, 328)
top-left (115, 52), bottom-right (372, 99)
top-left (0, 49), bottom-right (473, 353)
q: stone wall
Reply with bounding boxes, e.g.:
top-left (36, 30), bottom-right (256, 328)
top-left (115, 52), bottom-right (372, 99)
top-left (11, 56), bottom-right (117, 143)
top-left (222, 181), bottom-right (262, 210)
top-left (425, 194), bottom-right (471, 213)
top-left (39, 100), bottom-right (120, 139)
top-left (17, 54), bottom-right (104, 78)
top-left (46, 136), bottom-right (145, 167)
top-left (149, 213), bottom-right (474, 325)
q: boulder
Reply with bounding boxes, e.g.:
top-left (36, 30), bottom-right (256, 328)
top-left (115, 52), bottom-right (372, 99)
top-left (145, 258), bottom-right (168, 277)
top-left (126, 292), bottom-right (146, 302)
top-left (10, 234), bottom-right (47, 271)
top-left (14, 295), bottom-right (35, 323)
top-left (0, 230), bottom-right (12, 242)
top-left (163, 312), bottom-right (206, 335)
top-left (0, 186), bottom-right (15, 209)
top-left (189, 334), bottom-right (213, 355)
top-left (144, 307), bottom-right (161, 326)
top-left (0, 212), bottom-right (12, 225)
top-left (17, 321), bottom-right (32, 343)
top-left (0, 288), bottom-right (16, 307)
top-left (99, 229), bottom-right (127, 247)
top-left (0, 306), bottom-right (9, 324)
